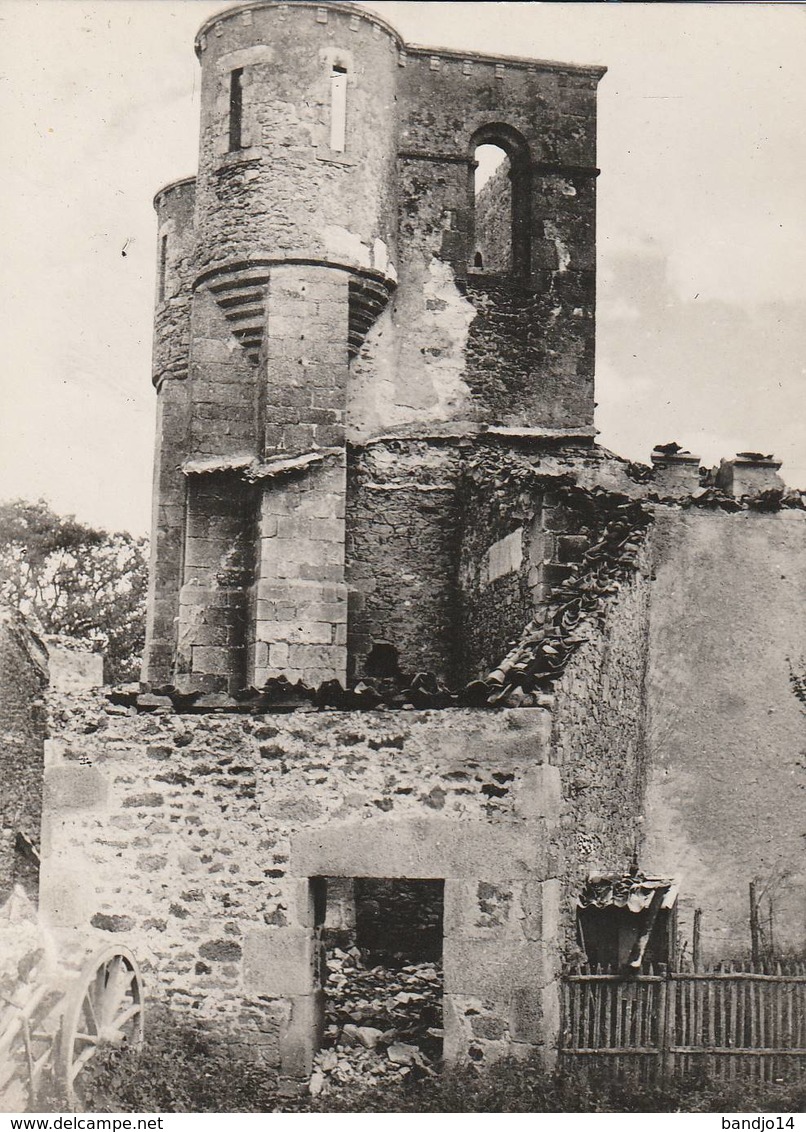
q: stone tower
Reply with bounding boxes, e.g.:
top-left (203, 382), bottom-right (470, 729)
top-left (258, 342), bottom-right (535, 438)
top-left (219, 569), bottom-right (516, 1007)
top-left (143, 0), bottom-right (606, 695)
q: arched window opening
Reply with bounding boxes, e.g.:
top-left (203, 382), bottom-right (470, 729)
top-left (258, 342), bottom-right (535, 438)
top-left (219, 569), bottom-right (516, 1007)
top-left (228, 68), bottom-right (244, 151)
top-left (330, 65), bottom-right (348, 152)
top-left (472, 143), bottom-right (512, 273)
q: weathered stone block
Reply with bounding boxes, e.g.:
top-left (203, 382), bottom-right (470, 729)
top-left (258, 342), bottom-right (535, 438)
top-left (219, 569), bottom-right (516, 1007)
top-left (291, 818), bottom-right (548, 881)
top-left (514, 764), bottom-right (562, 821)
top-left (279, 991), bottom-right (325, 1078)
top-left (43, 766), bottom-right (108, 812)
top-left (520, 878), bottom-right (561, 942)
top-left (191, 646), bottom-right (236, 675)
top-left (242, 927), bottom-right (316, 996)
top-left (443, 938), bottom-right (556, 996)
top-left (444, 879), bottom-right (521, 939)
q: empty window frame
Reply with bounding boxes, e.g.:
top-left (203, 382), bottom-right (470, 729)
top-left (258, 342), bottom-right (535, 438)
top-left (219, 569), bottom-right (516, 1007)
top-left (472, 143), bottom-right (512, 273)
top-left (469, 128), bottom-right (532, 279)
top-left (330, 65), bottom-right (348, 152)
top-left (229, 68), bottom-right (244, 151)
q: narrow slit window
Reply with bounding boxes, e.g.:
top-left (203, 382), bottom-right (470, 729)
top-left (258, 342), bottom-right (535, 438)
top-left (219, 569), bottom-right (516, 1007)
top-left (158, 235), bottom-right (168, 302)
top-left (229, 68), bottom-right (244, 152)
top-left (330, 65), bottom-right (347, 153)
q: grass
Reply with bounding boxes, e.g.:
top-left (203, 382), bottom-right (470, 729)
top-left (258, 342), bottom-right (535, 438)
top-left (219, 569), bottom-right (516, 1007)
top-left (69, 1008), bottom-right (805, 1114)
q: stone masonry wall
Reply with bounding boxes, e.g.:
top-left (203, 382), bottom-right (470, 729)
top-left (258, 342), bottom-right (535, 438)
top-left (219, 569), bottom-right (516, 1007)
top-left (41, 695), bottom-right (562, 1076)
top-left (390, 50), bottom-right (602, 433)
top-left (458, 481), bottom-right (531, 682)
top-left (346, 441), bottom-right (462, 683)
top-left (250, 457), bottom-right (348, 688)
top-left (144, 180), bottom-right (196, 686)
top-left (0, 609), bottom-right (48, 901)
top-left (194, 3), bottom-right (400, 276)
top-left (176, 473), bottom-right (255, 694)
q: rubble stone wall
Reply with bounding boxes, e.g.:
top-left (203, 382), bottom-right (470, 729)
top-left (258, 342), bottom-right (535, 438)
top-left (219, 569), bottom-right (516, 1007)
top-left (0, 610), bottom-right (48, 901)
top-left (644, 507), bottom-right (806, 960)
top-left (41, 695), bottom-right (561, 1076)
top-left (346, 441), bottom-right (462, 683)
top-left (458, 481), bottom-right (532, 682)
top-left (385, 51), bottom-right (601, 434)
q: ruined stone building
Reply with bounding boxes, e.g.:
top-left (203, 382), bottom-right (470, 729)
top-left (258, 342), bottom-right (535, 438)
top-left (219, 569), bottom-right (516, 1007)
top-left (29, 0), bottom-right (804, 1084)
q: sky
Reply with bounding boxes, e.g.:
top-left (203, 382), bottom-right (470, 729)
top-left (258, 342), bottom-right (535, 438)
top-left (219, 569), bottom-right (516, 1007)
top-left (0, 0), bottom-right (803, 536)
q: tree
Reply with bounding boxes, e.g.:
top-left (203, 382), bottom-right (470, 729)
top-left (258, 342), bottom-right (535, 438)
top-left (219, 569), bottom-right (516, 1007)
top-left (0, 499), bottom-right (149, 683)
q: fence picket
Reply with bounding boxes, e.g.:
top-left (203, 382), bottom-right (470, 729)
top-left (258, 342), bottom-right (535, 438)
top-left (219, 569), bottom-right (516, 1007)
top-left (560, 964), bottom-right (806, 1083)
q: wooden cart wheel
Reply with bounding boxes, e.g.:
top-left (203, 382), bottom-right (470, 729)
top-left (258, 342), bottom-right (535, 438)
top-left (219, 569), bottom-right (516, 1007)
top-left (57, 946), bottom-right (144, 1107)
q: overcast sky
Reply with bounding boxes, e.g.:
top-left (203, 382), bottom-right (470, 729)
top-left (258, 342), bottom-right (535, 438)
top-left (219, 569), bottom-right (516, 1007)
top-left (0, 0), bottom-right (803, 536)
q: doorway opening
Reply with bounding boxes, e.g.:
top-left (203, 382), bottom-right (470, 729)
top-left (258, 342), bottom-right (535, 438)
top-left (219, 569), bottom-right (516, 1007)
top-left (313, 877), bottom-right (444, 1093)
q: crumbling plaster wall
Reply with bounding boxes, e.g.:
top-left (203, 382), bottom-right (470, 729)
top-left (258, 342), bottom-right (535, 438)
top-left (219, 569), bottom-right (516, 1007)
top-left (644, 507), bottom-right (806, 960)
top-left (551, 564), bottom-right (651, 952)
top-left (41, 695), bottom-right (562, 1076)
top-left (383, 52), bottom-right (600, 434)
top-left (0, 609), bottom-right (48, 901)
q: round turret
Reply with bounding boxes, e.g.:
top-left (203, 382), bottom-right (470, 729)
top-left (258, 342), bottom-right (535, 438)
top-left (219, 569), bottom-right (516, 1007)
top-left (152, 176), bottom-right (196, 386)
top-left (193, 2), bottom-right (400, 283)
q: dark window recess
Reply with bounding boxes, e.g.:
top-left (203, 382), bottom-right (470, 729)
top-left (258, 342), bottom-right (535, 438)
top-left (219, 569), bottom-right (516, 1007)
top-left (229, 68), bottom-right (244, 151)
top-left (158, 235), bottom-right (168, 302)
top-left (364, 642), bottom-right (401, 680)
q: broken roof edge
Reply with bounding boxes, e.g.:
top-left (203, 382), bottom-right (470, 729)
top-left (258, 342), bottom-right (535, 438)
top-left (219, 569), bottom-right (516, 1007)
top-left (353, 424), bottom-right (600, 447)
top-left (181, 448), bottom-right (343, 482)
top-left (577, 870), bottom-right (679, 913)
top-left (484, 425), bottom-right (599, 441)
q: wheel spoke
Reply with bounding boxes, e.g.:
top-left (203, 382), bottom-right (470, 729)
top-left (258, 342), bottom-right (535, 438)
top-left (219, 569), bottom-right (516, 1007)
top-left (69, 1044), bottom-right (98, 1083)
top-left (82, 991), bottom-right (99, 1034)
top-left (60, 949), bottom-right (145, 1104)
top-left (107, 1003), bottom-right (142, 1036)
top-left (102, 958), bottom-right (129, 1026)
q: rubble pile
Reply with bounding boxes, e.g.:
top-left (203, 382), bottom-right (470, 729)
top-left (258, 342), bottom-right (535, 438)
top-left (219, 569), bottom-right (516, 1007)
top-left (309, 948), bottom-right (442, 1096)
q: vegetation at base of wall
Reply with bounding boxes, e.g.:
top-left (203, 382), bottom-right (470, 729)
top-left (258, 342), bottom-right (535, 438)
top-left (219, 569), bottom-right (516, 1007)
top-left (71, 1008), bottom-right (805, 1114)
top-left (0, 498), bottom-right (148, 683)
top-left (73, 1008), bottom-right (280, 1114)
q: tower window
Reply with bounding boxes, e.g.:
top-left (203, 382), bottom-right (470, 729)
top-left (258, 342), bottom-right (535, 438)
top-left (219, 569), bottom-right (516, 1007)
top-left (229, 68), bottom-right (244, 151)
top-left (469, 128), bottom-right (531, 279)
top-left (473, 144), bottom-right (512, 273)
top-left (158, 235), bottom-right (168, 302)
top-left (330, 65), bottom-right (347, 152)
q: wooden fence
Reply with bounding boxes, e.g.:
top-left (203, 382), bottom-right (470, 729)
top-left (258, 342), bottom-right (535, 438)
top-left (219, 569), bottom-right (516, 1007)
top-left (560, 962), bottom-right (806, 1081)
